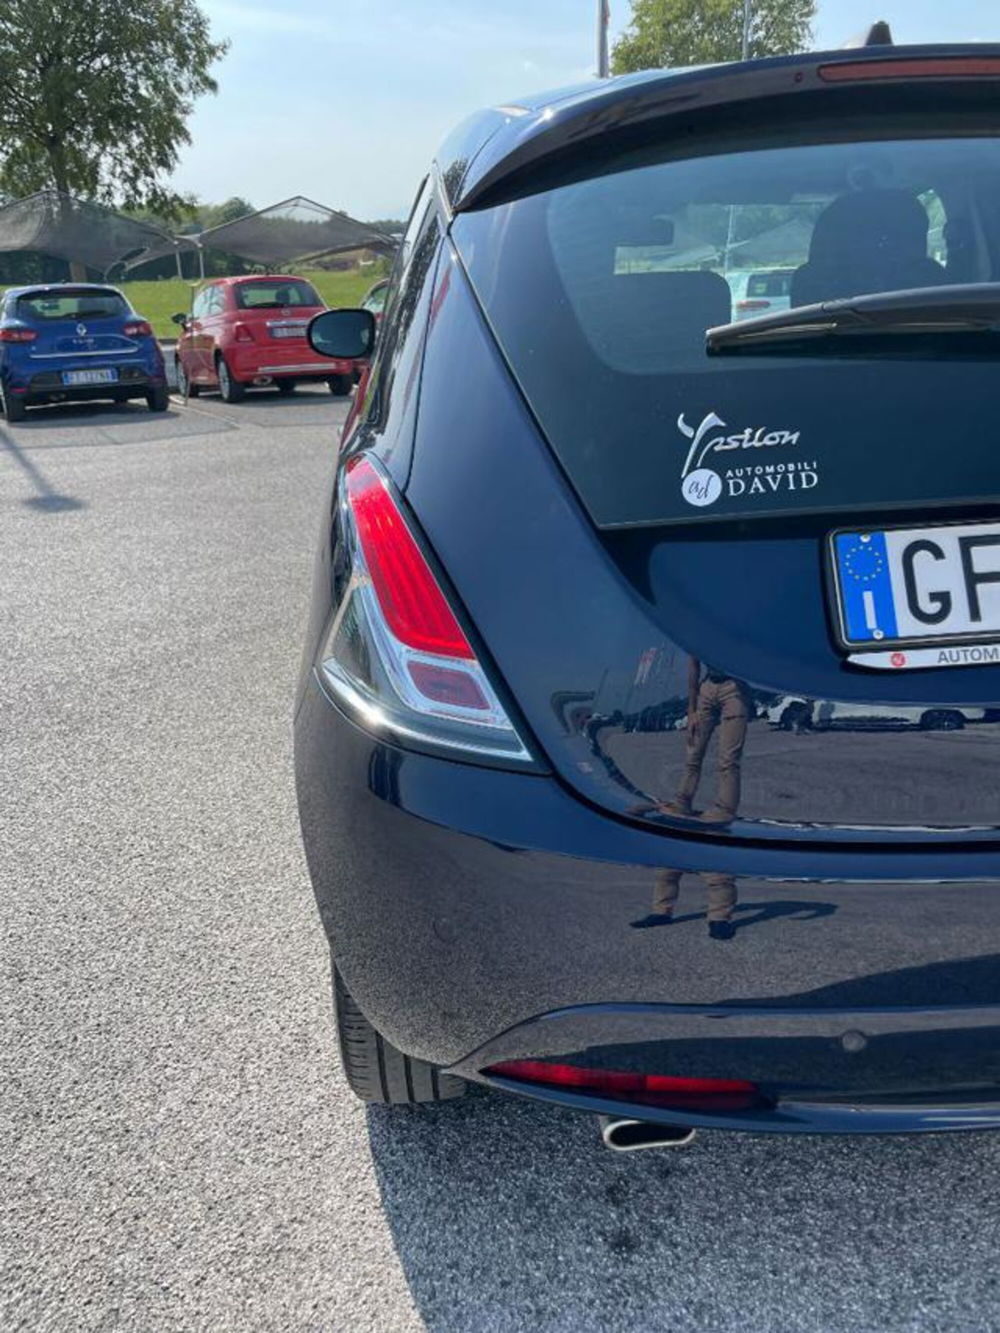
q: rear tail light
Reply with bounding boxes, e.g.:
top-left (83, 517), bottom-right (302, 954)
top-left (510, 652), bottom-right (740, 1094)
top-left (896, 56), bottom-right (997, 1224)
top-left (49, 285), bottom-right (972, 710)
top-left (0, 327), bottom-right (37, 343)
top-left (736, 299), bottom-right (771, 313)
top-left (485, 1060), bottom-right (766, 1112)
top-left (234, 323), bottom-right (254, 343)
top-left (123, 320), bottom-right (153, 338)
top-left (317, 454), bottom-right (535, 765)
top-left (347, 459), bottom-right (473, 659)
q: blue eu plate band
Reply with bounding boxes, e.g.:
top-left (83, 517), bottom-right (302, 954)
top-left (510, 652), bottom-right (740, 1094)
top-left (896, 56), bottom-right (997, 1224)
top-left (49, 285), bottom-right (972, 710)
top-left (833, 530), bottom-right (898, 644)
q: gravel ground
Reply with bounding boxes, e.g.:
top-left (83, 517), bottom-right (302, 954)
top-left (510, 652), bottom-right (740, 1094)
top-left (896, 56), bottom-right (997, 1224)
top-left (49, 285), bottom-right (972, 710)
top-left (3, 388), bottom-right (1000, 1333)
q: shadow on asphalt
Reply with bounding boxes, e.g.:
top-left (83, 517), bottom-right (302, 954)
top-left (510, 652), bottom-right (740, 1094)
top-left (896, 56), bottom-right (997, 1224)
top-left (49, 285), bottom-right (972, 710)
top-left (176, 383), bottom-right (347, 412)
top-left (0, 421), bottom-right (86, 510)
top-left (10, 400), bottom-right (169, 429)
top-left (368, 1088), bottom-right (999, 1331)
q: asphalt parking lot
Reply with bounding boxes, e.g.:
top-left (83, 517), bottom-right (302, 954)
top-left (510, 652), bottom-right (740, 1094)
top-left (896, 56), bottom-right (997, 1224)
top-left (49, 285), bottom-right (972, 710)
top-left (4, 386), bottom-right (1000, 1333)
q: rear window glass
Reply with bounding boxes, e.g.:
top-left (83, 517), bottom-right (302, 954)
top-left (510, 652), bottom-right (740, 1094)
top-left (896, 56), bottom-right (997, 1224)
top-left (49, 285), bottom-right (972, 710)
top-left (454, 130), bottom-right (1000, 527)
top-left (16, 289), bottom-right (127, 320)
top-left (234, 280), bottom-right (320, 309)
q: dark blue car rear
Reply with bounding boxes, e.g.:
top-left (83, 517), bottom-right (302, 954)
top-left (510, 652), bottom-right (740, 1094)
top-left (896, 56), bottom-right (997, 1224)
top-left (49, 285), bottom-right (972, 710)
top-left (295, 44), bottom-right (1000, 1141)
top-left (0, 283), bottom-right (167, 422)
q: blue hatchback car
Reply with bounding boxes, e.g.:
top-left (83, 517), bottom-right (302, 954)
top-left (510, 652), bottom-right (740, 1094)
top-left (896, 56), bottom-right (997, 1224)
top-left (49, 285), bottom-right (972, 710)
top-left (295, 42), bottom-right (1000, 1148)
top-left (0, 283), bottom-right (167, 423)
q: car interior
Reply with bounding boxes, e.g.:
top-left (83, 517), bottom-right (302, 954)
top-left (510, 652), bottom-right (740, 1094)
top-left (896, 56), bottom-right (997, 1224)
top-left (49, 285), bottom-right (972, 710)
top-left (539, 131), bottom-right (1000, 372)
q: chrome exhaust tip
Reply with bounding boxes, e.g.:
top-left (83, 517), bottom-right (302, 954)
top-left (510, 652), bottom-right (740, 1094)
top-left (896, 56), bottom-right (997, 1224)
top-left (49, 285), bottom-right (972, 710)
top-left (598, 1115), bottom-right (698, 1151)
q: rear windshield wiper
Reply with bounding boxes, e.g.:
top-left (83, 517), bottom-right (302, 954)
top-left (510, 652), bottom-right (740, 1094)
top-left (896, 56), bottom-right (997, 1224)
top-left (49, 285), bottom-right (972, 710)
top-left (706, 283), bottom-right (1000, 354)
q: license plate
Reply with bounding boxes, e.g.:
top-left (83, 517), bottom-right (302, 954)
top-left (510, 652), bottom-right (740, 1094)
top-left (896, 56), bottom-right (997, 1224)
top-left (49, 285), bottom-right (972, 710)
top-left (831, 521), bottom-right (1000, 650)
top-left (271, 325), bottom-right (305, 339)
top-left (62, 368), bottom-right (117, 386)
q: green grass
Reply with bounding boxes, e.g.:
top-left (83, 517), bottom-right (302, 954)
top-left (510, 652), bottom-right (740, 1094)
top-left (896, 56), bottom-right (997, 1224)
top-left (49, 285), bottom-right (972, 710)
top-left (0, 269), bottom-right (383, 339)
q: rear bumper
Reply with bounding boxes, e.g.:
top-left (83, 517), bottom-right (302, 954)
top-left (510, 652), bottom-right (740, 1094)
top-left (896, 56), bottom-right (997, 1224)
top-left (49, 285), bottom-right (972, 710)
top-left (22, 384), bottom-right (155, 405)
top-left (4, 355), bottom-right (164, 398)
top-left (227, 346), bottom-right (354, 379)
top-left (295, 674), bottom-right (1000, 1133)
top-left (468, 1005), bottom-right (1000, 1135)
top-left (19, 374), bottom-right (160, 405)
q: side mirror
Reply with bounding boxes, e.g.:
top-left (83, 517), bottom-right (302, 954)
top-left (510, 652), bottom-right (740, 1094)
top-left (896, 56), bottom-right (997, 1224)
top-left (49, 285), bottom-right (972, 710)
top-left (308, 308), bottom-right (376, 360)
top-left (171, 312), bottom-right (188, 328)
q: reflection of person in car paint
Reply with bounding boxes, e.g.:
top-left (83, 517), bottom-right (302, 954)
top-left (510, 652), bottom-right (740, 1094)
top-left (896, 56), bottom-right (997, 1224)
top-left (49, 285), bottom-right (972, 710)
top-left (632, 869), bottom-right (737, 940)
top-left (662, 657), bottom-right (750, 825)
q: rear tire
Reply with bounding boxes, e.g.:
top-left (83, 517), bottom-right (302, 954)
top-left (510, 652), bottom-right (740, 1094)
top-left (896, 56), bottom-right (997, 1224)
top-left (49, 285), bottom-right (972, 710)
top-left (333, 963), bottom-right (465, 1104)
top-left (146, 385), bottom-right (169, 412)
top-left (216, 354), bottom-right (245, 403)
top-left (327, 374), bottom-right (353, 397)
top-left (276, 379), bottom-right (297, 394)
top-left (921, 709), bottom-right (964, 731)
top-left (779, 701), bottom-right (812, 732)
top-left (3, 390), bottom-right (25, 423)
top-left (175, 358), bottom-right (200, 399)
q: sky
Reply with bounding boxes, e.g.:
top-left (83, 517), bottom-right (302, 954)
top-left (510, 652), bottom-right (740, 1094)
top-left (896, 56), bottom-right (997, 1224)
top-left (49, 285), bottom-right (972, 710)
top-left (172, 0), bottom-right (1000, 221)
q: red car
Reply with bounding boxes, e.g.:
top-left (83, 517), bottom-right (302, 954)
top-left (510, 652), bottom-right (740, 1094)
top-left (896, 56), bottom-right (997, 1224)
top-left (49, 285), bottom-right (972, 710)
top-left (172, 275), bottom-right (356, 401)
top-left (351, 277), bottom-right (389, 387)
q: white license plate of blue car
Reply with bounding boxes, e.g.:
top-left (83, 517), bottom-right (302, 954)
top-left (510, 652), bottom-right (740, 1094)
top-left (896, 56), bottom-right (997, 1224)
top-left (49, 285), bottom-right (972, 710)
top-left (62, 368), bottom-right (118, 386)
top-left (831, 521), bottom-right (1000, 649)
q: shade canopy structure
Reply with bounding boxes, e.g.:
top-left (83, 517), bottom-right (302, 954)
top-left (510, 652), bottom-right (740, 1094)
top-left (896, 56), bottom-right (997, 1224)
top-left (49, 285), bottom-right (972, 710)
top-left (0, 190), bottom-right (186, 276)
top-left (196, 195), bottom-right (395, 265)
top-left (125, 195), bottom-right (396, 274)
top-left (726, 217), bottom-right (815, 267)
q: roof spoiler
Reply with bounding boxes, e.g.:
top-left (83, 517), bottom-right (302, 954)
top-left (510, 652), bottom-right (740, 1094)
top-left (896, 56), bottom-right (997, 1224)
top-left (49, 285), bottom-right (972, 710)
top-left (452, 39), bottom-right (1000, 213)
top-left (842, 20), bottom-right (894, 48)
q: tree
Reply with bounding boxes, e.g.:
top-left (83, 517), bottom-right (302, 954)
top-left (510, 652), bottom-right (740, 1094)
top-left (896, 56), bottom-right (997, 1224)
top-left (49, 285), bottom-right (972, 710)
top-left (611, 0), bottom-right (815, 74)
top-left (0, 1), bottom-right (227, 216)
top-left (200, 196), bottom-right (255, 230)
top-left (365, 218), bottom-right (407, 238)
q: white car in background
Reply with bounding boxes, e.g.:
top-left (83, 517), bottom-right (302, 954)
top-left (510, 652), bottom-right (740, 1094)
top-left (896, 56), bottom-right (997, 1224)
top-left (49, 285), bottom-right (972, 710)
top-left (725, 268), bottom-right (794, 320)
top-left (767, 696), bottom-right (986, 732)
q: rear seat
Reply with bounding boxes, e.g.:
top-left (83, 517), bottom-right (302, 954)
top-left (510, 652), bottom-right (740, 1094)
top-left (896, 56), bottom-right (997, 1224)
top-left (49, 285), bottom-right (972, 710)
top-left (792, 188), bottom-right (946, 306)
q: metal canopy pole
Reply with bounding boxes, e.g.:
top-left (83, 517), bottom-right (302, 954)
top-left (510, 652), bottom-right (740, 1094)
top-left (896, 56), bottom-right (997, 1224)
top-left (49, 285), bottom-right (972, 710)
top-left (597, 0), bottom-right (609, 78)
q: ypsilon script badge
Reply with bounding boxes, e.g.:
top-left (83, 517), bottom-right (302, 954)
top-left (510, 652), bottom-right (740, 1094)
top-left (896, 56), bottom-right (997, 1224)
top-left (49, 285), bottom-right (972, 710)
top-left (677, 411), bottom-right (818, 509)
